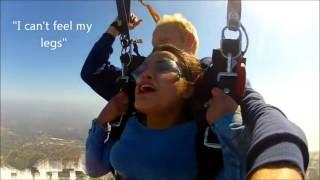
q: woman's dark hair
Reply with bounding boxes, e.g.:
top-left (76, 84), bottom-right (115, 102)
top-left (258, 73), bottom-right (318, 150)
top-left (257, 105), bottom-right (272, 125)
top-left (152, 44), bottom-right (203, 83)
top-left (151, 44), bottom-right (204, 121)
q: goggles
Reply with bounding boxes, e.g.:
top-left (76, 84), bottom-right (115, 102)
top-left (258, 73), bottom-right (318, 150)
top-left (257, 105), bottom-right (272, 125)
top-left (131, 58), bottom-right (183, 81)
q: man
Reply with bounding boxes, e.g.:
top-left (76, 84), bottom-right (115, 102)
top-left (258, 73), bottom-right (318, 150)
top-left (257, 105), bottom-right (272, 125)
top-left (81, 14), bottom-right (309, 179)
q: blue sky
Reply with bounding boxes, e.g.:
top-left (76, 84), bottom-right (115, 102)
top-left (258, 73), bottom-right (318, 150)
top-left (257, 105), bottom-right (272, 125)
top-left (1, 1), bottom-right (319, 150)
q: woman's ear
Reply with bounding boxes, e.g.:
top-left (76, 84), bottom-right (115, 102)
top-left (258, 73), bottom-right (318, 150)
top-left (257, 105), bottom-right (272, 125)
top-left (183, 84), bottom-right (194, 99)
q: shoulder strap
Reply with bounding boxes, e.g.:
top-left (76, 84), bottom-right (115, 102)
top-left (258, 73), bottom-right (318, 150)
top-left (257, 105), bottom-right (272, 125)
top-left (109, 0), bottom-right (145, 143)
top-left (195, 115), bottom-right (223, 179)
top-left (116, 0), bottom-right (131, 38)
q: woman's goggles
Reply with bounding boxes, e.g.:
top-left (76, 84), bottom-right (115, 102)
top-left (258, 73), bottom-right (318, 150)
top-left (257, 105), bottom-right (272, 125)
top-left (131, 59), bottom-right (183, 81)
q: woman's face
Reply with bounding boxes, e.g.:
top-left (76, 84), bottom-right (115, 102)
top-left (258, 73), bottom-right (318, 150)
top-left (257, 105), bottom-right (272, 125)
top-left (133, 51), bottom-right (191, 114)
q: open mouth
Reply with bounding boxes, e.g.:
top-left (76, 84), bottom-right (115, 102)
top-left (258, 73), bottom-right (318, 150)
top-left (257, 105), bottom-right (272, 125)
top-left (138, 84), bottom-right (156, 94)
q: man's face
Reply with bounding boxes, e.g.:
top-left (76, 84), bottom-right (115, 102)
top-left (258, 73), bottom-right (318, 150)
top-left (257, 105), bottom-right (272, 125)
top-left (152, 23), bottom-right (187, 52)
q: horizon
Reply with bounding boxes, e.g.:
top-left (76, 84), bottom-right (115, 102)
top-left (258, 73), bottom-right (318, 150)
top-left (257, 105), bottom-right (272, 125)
top-left (1, 0), bottom-right (319, 153)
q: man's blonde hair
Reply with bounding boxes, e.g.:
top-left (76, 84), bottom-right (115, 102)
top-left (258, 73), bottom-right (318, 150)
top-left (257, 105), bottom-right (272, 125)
top-left (156, 14), bottom-right (199, 55)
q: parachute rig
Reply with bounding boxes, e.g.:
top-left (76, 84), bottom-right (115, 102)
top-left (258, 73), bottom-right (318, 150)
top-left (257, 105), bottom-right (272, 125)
top-left (110, 0), bottom-right (249, 158)
top-left (109, 0), bottom-right (249, 179)
top-left (109, 0), bottom-right (161, 128)
top-left (192, 0), bottom-right (249, 155)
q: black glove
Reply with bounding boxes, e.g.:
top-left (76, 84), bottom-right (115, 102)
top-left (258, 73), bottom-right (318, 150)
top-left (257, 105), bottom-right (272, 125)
top-left (110, 18), bottom-right (122, 32)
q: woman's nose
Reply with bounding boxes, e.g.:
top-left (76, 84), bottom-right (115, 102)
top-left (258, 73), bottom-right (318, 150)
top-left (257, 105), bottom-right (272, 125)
top-left (137, 68), bottom-right (153, 82)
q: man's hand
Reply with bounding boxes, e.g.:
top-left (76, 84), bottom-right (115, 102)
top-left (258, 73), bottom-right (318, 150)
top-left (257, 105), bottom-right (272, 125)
top-left (97, 91), bottom-right (129, 124)
top-left (249, 163), bottom-right (303, 180)
top-left (128, 13), bottom-right (143, 30)
top-left (206, 88), bottom-right (239, 124)
top-left (107, 13), bottom-right (143, 37)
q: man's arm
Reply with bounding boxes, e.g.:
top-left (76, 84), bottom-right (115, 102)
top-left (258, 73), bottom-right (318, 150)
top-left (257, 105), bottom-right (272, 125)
top-left (206, 88), bottom-right (247, 179)
top-left (81, 15), bottom-right (143, 101)
top-left (209, 111), bottom-right (303, 180)
top-left (209, 111), bottom-right (247, 180)
top-left (80, 26), bottom-right (122, 101)
top-left (241, 80), bottom-right (309, 178)
top-left (249, 162), bottom-right (303, 180)
top-left (206, 86), bottom-right (307, 180)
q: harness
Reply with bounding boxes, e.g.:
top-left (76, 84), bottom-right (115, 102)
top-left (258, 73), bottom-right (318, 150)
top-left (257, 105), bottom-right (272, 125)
top-left (108, 0), bottom-right (145, 139)
top-left (194, 1), bottom-right (248, 178)
top-left (218, 0), bottom-right (248, 103)
top-left (109, 0), bottom-right (248, 179)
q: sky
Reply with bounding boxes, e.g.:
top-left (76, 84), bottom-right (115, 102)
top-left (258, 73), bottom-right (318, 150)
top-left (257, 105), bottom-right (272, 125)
top-left (1, 1), bottom-right (319, 151)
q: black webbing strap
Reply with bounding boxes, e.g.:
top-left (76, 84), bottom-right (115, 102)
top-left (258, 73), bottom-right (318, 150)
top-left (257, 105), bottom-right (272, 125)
top-left (116, 0), bottom-right (131, 39)
top-left (227, 0), bottom-right (241, 31)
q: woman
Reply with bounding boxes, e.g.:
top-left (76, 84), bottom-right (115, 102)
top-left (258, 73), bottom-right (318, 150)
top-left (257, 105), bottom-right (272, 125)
top-left (86, 44), bottom-right (242, 179)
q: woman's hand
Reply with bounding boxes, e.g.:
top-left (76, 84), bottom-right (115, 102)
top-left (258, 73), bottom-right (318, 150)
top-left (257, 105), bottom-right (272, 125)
top-left (206, 88), bottom-right (239, 124)
top-left (97, 91), bottom-right (129, 124)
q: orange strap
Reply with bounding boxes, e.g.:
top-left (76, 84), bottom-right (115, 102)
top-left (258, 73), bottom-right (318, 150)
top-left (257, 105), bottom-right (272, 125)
top-left (138, 0), bottom-right (160, 23)
top-left (146, 4), bottom-right (160, 23)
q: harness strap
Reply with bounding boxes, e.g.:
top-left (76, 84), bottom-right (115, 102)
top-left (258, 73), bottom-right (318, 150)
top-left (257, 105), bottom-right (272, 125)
top-left (227, 0), bottom-right (242, 31)
top-left (116, 0), bottom-right (131, 37)
top-left (138, 0), bottom-right (160, 23)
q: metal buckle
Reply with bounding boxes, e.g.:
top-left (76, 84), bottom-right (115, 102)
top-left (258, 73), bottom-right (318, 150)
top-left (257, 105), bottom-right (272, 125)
top-left (220, 26), bottom-right (242, 60)
top-left (109, 113), bottom-right (125, 127)
top-left (103, 123), bottom-right (111, 143)
top-left (203, 127), bottom-right (221, 149)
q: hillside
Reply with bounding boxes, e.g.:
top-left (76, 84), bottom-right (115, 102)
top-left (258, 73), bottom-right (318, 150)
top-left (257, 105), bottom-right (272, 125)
top-left (1, 127), bottom-right (84, 170)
